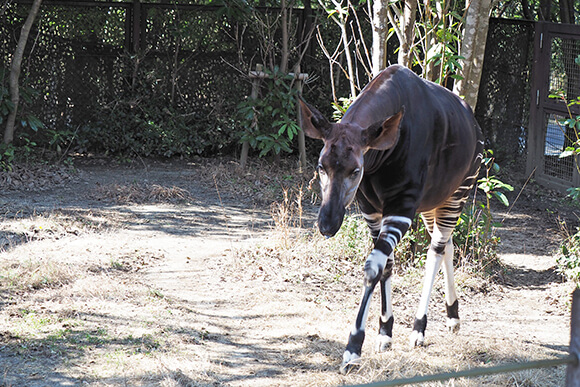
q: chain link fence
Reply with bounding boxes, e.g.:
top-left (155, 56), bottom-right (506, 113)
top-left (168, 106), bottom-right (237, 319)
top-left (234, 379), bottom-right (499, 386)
top-left (474, 18), bottom-right (535, 169)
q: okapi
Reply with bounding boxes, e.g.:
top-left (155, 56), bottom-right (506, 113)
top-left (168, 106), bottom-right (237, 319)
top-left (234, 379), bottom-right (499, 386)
top-left (299, 64), bottom-right (484, 373)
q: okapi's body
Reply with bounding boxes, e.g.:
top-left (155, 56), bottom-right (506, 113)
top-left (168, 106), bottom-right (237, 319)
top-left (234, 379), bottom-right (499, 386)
top-left (299, 65), bottom-right (484, 373)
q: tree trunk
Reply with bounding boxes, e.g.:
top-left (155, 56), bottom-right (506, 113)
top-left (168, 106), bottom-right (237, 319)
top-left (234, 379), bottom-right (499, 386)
top-left (453, 0), bottom-right (491, 110)
top-left (280, 0), bottom-right (289, 73)
top-left (422, 0), bottom-right (442, 82)
top-left (558, 0), bottom-right (574, 24)
top-left (398, 0), bottom-right (418, 68)
top-left (339, 14), bottom-right (357, 97)
top-left (371, 0), bottom-right (389, 76)
top-left (520, 0), bottom-right (533, 19)
top-left (4, 0), bottom-right (42, 144)
top-left (538, 0), bottom-right (551, 21)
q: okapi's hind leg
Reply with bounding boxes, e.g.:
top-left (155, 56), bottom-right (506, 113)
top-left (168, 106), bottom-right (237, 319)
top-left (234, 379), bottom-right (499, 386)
top-left (409, 209), bottom-right (461, 347)
top-left (442, 239), bottom-right (460, 332)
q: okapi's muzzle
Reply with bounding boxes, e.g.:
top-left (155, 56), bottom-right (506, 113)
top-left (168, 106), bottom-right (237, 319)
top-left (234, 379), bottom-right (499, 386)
top-left (317, 202), bottom-right (345, 237)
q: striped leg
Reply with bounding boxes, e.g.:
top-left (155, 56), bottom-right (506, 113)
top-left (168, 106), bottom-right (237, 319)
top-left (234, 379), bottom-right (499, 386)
top-left (442, 238), bottom-right (460, 332)
top-left (410, 203), bottom-right (463, 347)
top-left (341, 215), bottom-right (411, 373)
top-left (376, 258), bottom-right (394, 352)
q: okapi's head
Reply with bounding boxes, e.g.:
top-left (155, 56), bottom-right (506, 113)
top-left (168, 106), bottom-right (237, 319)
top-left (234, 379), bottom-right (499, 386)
top-left (299, 99), bottom-right (404, 237)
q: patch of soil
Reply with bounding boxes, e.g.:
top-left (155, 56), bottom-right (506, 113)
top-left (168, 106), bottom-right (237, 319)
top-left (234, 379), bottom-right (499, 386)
top-left (0, 157), bottom-right (576, 386)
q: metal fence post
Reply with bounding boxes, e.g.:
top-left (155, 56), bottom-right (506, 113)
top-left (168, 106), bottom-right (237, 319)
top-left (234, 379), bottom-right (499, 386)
top-left (567, 288), bottom-right (580, 386)
top-left (131, 0), bottom-right (141, 53)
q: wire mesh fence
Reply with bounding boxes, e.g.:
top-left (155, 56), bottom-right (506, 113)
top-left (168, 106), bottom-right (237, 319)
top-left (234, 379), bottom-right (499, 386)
top-left (1, 2), bottom-right (533, 165)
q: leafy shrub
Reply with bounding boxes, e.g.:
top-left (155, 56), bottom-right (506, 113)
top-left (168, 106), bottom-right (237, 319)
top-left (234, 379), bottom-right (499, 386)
top-left (81, 102), bottom-right (216, 158)
top-left (237, 66), bottom-right (301, 157)
top-left (331, 214), bottom-right (373, 261)
top-left (454, 200), bottom-right (501, 267)
top-left (0, 65), bottom-right (45, 168)
top-left (557, 225), bottom-right (580, 284)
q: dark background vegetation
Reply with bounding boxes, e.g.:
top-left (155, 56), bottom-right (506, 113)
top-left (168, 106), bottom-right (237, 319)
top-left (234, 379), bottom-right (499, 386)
top-left (0, 1), bottom-right (533, 168)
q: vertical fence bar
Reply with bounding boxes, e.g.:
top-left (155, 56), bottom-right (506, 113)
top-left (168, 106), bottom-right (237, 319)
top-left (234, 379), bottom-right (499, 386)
top-left (131, 0), bottom-right (141, 53)
top-left (124, 3), bottom-right (133, 51)
top-left (567, 288), bottom-right (580, 386)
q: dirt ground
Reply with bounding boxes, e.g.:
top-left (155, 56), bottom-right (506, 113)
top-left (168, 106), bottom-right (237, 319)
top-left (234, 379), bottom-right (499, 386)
top-left (0, 157), bottom-right (577, 386)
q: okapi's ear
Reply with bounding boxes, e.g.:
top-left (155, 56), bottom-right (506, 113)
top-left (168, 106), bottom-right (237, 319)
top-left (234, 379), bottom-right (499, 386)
top-left (299, 98), bottom-right (331, 140)
top-left (363, 107), bottom-right (405, 150)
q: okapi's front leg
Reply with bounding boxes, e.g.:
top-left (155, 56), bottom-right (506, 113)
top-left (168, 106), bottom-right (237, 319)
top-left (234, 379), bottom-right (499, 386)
top-left (376, 257), bottom-right (394, 352)
top-left (341, 215), bottom-right (411, 373)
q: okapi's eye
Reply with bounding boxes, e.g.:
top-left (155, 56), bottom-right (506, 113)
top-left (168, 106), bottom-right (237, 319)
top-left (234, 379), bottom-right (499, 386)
top-left (350, 168), bottom-right (361, 179)
top-left (317, 163), bottom-right (326, 176)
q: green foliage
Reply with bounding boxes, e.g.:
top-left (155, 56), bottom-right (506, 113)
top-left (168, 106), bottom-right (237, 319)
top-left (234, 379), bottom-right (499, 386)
top-left (237, 67), bottom-right (301, 157)
top-left (0, 65), bottom-right (45, 168)
top-left (409, 0), bottom-right (465, 85)
top-left (421, 18), bottom-right (465, 85)
top-left (548, 56), bottom-right (580, 178)
top-left (332, 214), bottom-right (373, 261)
top-left (0, 66), bottom-right (45, 133)
top-left (548, 92), bottom-right (580, 171)
top-left (478, 149), bottom-right (514, 207)
top-left (456, 150), bottom-right (510, 267)
top-left (557, 225), bottom-right (580, 284)
top-left (331, 97), bottom-right (354, 122)
top-left (0, 142), bottom-right (15, 171)
top-left (0, 70), bottom-right (15, 124)
top-left (550, 69), bottom-right (580, 283)
top-left (454, 200), bottom-right (500, 266)
top-left (82, 102), bottom-right (227, 158)
top-left (549, 68), bottom-right (580, 202)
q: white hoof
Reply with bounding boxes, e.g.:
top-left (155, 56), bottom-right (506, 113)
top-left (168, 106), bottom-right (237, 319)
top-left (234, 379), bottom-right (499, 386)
top-left (447, 318), bottom-right (460, 333)
top-left (409, 330), bottom-right (425, 348)
top-left (375, 335), bottom-right (392, 352)
top-left (340, 350), bottom-right (361, 374)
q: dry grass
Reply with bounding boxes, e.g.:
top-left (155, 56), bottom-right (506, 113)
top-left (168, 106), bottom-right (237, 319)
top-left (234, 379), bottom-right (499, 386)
top-left (0, 229), bottom-right (182, 386)
top-left (92, 182), bottom-right (192, 204)
top-left (193, 157), bottom-right (318, 206)
top-left (0, 159), bottom-right (571, 386)
top-left (228, 180), bottom-right (568, 386)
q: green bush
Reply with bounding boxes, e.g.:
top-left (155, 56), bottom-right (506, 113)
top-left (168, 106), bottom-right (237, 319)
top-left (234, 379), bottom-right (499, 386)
top-left (237, 66), bottom-right (301, 157)
top-left (557, 226), bottom-right (580, 284)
